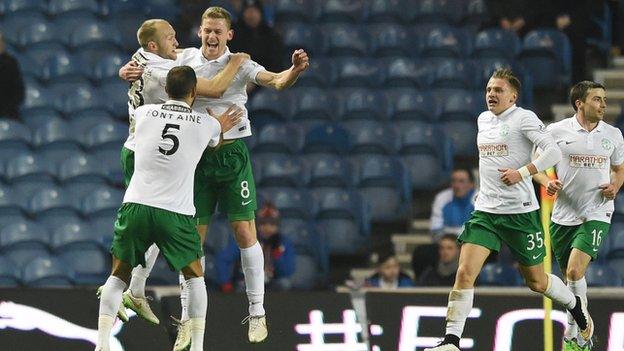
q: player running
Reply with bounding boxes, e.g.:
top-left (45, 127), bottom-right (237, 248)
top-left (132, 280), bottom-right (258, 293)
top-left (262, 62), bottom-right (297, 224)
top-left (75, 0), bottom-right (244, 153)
top-left (533, 81), bottom-right (624, 351)
top-left (106, 18), bottom-right (248, 326)
top-left (425, 69), bottom-right (593, 351)
top-left (95, 66), bottom-right (243, 351)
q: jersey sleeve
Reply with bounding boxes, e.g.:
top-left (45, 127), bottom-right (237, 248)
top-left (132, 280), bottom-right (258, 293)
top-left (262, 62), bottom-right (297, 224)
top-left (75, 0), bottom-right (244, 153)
top-left (520, 111), bottom-right (555, 150)
top-left (612, 129), bottom-right (624, 166)
top-left (174, 47), bottom-right (198, 65)
top-left (238, 58), bottom-right (266, 85)
top-left (203, 113), bottom-right (222, 147)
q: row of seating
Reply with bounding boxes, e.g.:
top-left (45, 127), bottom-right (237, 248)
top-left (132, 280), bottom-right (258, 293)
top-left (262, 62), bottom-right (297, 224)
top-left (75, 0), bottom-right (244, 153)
top-left (0, 0), bottom-right (177, 19)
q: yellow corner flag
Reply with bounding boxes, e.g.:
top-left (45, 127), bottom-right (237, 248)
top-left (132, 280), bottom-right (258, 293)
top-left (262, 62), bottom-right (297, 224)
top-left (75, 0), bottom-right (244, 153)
top-left (540, 168), bottom-right (557, 351)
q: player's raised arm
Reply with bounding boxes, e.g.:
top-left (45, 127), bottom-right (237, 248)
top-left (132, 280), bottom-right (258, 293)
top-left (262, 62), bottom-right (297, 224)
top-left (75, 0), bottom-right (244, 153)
top-left (195, 53), bottom-right (249, 98)
top-left (255, 49), bottom-right (309, 91)
top-left (119, 60), bottom-right (144, 82)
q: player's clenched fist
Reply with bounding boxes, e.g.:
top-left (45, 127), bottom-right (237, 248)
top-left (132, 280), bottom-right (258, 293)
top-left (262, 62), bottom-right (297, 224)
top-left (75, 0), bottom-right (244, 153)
top-left (546, 179), bottom-right (563, 196)
top-left (291, 49), bottom-right (309, 72)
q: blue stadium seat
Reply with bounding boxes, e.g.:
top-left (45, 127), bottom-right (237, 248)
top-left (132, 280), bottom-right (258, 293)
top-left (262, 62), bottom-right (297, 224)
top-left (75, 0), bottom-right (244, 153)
top-left (0, 255), bottom-right (21, 286)
top-left (92, 149), bottom-right (124, 185)
top-left (2, 12), bottom-right (47, 46)
top-left (275, 0), bottom-right (316, 23)
top-left (0, 119), bottom-right (31, 151)
top-left (297, 58), bottom-right (331, 87)
top-left (0, 185), bottom-right (25, 216)
top-left (5, 153), bottom-right (56, 183)
top-left (58, 153), bottom-right (108, 184)
top-left (109, 15), bottom-right (148, 52)
top-left (0, 213), bottom-right (28, 229)
top-left (29, 186), bottom-right (79, 218)
top-left (89, 216), bottom-right (115, 247)
top-left (463, 0), bottom-right (488, 28)
top-left (69, 22), bottom-right (122, 51)
top-left (22, 85), bottom-right (61, 114)
top-left (42, 53), bottom-right (87, 83)
top-left (64, 181), bottom-right (108, 204)
top-left (478, 263), bottom-right (522, 286)
top-left (38, 212), bottom-right (83, 234)
top-left (435, 89), bottom-right (480, 121)
top-left (0, 220), bottom-right (49, 251)
top-left (585, 264), bottom-right (622, 287)
top-left (386, 88), bottom-right (439, 122)
top-left (259, 187), bottom-right (311, 219)
top-left (249, 88), bottom-right (292, 125)
top-left (365, 0), bottom-right (405, 23)
top-left (369, 24), bottom-right (409, 57)
top-left (204, 219), bottom-right (231, 254)
top-left (5, 247), bottom-right (50, 267)
top-left (399, 123), bottom-right (452, 190)
top-left (382, 57), bottom-right (433, 88)
top-left (607, 258), bottom-right (624, 282)
top-left (81, 186), bottom-right (123, 218)
top-left (53, 11), bottom-right (98, 29)
top-left (443, 120), bottom-right (478, 157)
top-left (609, 225), bottom-right (624, 257)
top-left (47, 0), bottom-right (100, 16)
top-left (290, 87), bottom-right (334, 124)
top-left (321, 24), bottom-right (368, 57)
top-left (331, 58), bottom-right (381, 88)
top-left (410, 0), bottom-right (463, 24)
top-left (4, 0), bottom-right (47, 13)
top-left (345, 120), bottom-right (398, 154)
top-left (103, 0), bottom-right (144, 15)
top-left (338, 89), bottom-right (389, 121)
top-left (15, 54), bottom-right (43, 81)
top-left (316, 218), bottom-right (368, 255)
top-left (32, 118), bottom-right (82, 150)
top-left (473, 29), bottom-right (522, 59)
top-left (68, 111), bottom-right (115, 133)
top-left (82, 121), bottom-right (127, 150)
top-left (22, 256), bottom-right (74, 287)
top-left (21, 110), bottom-right (63, 129)
top-left (303, 123), bottom-right (351, 154)
top-left (431, 59), bottom-right (474, 89)
top-left (100, 81), bottom-right (130, 117)
top-left (356, 155), bottom-right (411, 221)
top-left (417, 25), bottom-right (468, 59)
top-left (24, 42), bottom-right (68, 66)
top-left (255, 123), bottom-right (303, 154)
top-left (318, 0), bottom-right (364, 23)
top-left (519, 29), bottom-right (572, 88)
top-left (17, 21), bottom-right (59, 48)
top-left (312, 188), bottom-right (369, 232)
top-left (291, 254), bottom-right (319, 290)
top-left (145, 0), bottom-right (180, 21)
top-left (93, 52), bottom-right (127, 83)
top-left (280, 220), bottom-right (329, 270)
top-left (58, 248), bottom-right (108, 285)
top-left (11, 179), bottom-right (55, 204)
top-left (50, 221), bottom-right (99, 251)
top-left (306, 154), bottom-right (353, 188)
top-left (258, 154), bottom-right (307, 188)
top-left (64, 86), bottom-right (107, 116)
top-left (279, 23), bottom-right (320, 56)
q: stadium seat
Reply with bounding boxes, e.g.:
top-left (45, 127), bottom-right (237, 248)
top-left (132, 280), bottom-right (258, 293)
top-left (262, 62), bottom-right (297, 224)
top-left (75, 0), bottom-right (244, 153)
top-left (312, 188), bottom-right (369, 230)
top-left (417, 25), bottom-right (469, 59)
top-left (38, 212), bottom-right (83, 234)
top-left (68, 111), bottom-right (115, 133)
top-left (386, 88), bottom-right (439, 122)
top-left (0, 119), bottom-right (31, 150)
top-left (0, 184), bottom-right (26, 216)
top-left (607, 258), bottom-right (624, 282)
top-left (69, 22), bottom-right (122, 51)
top-left (435, 89), bottom-right (480, 121)
top-left (82, 121), bottom-right (127, 150)
top-left (279, 23), bottom-right (320, 56)
top-left (103, 0), bottom-right (144, 15)
top-left (259, 187), bottom-right (311, 219)
top-left (473, 28), bottom-right (522, 59)
top-left (22, 256), bottom-right (74, 287)
top-left (47, 0), bottom-right (100, 15)
top-left (585, 264), bottom-right (622, 287)
top-left (399, 123), bottom-right (452, 190)
top-left (289, 87), bottom-right (334, 124)
top-left (108, 15), bottom-right (148, 52)
top-left (258, 154), bottom-right (307, 188)
top-left (21, 110), bottom-right (63, 130)
top-left (382, 57), bottom-right (433, 88)
top-left (5, 153), bottom-right (56, 183)
top-left (369, 24), bottom-right (410, 57)
top-left (81, 186), bottom-right (124, 218)
top-left (0, 213), bottom-right (28, 230)
top-left (255, 123), bottom-right (303, 154)
top-left (42, 53), bottom-right (88, 84)
top-left (321, 24), bottom-right (368, 57)
top-left (331, 58), bottom-right (381, 88)
top-left (92, 149), bottom-right (124, 185)
top-left (431, 59), bottom-right (474, 89)
top-left (402, 151), bottom-right (451, 192)
top-left (280, 220), bottom-right (329, 268)
top-left (5, 247), bottom-right (50, 267)
top-left (15, 54), bottom-right (43, 81)
top-left (609, 225), bottom-right (624, 257)
top-left (275, 0), bottom-right (316, 23)
top-left (0, 255), bottom-right (21, 286)
top-left (100, 81), bottom-right (130, 117)
top-left (11, 179), bottom-right (56, 205)
top-left (58, 248), bottom-right (108, 285)
top-left (296, 58), bottom-right (331, 87)
top-left (463, 0), bottom-right (488, 28)
top-left (303, 123), bottom-right (351, 155)
top-left (410, 0), bottom-right (463, 24)
top-left (478, 263), bottom-right (522, 286)
top-left (58, 153), bottom-right (108, 184)
top-left (145, 0), bottom-right (180, 21)
top-left (306, 154), bottom-right (353, 188)
top-left (345, 120), bottom-right (398, 154)
top-left (22, 85), bottom-right (61, 114)
top-left (93, 52), bottom-right (128, 83)
top-left (29, 185), bottom-right (79, 218)
top-left (365, 0), bottom-right (405, 23)
top-left (317, 0), bottom-right (364, 23)
top-left (519, 29), bottom-right (572, 88)
top-left (32, 118), bottom-right (82, 150)
top-left (204, 219), bottom-right (231, 254)
top-left (4, 0), bottom-right (47, 13)
top-left (53, 11), bottom-right (98, 30)
top-left (338, 89), bottom-right (389, 121)
top-left (50, 221), bottom-right (99, 251)
top-left (17, 21), bottom-right (59, 48)
top-left (249, 88), bottom-right (292, 125)
top-left (291, 254), bottom-right (320, 290)
top-left (2, 12), bottom-right (47, 47)
top-left (24, 42), bottom-right (68, 66)
top-left (316, 218), bottom-right (368, 255)
top-left (64, 181), bottom-right (108, 204)
top-left (0, 220), bottom-right (49, 251)
top-left (443, 120), bottom-right (478, 157)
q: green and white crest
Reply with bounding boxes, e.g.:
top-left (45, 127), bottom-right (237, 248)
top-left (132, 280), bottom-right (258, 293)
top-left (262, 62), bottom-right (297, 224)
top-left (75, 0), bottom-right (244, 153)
top-left (602, 138), bottom-right (613, 151)
top-left (500, 124), bottom-right (510, 137)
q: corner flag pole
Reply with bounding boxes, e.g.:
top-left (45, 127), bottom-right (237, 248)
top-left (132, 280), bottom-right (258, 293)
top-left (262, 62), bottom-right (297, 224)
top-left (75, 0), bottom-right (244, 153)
top-left (540, 168), bottom-right (557, 351)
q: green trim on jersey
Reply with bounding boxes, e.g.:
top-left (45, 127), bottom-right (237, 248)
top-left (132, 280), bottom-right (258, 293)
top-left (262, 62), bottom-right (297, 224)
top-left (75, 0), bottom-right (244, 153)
top-left (459, 210), bottom-right (546, 266)
top-left (550, 221), bottom-right (610, 272)
top-left (194, 139), bottom-right (256, 225)
top-left (120, 147), bottom-right (135, 188)
top-left (111, 203), bottom-right (203, 271)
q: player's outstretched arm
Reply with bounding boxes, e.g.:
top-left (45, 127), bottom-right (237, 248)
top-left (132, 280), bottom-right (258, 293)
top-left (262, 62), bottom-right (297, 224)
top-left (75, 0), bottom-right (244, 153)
top-left (119, 60), bottom-right (144, 82)
top-left (196, 53), bottom-right (250, 98)
top-left (256, 49), bottom-right (309, 91)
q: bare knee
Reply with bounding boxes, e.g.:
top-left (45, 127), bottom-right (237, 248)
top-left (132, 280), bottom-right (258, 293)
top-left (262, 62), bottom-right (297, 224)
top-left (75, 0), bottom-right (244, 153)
top-left (455, 264), bottom-right (478, 288)
top-left (524, 274), bottom-right (548, 293)
top-left (566, 264), bottom-right (586, 281)
top-left (231, 220), bottom-right (257, 248)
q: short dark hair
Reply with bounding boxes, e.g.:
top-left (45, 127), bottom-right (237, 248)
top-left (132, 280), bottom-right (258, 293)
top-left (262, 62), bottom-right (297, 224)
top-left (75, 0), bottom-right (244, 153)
top-left (165, 66), bottom-right (197, 99)
top-left (491, 68), bottom-right (521, 95)
top-left (569, 80), bottom-right (606, 111)
top-left (439, 233), bottom-right (458, 243)
top-left (452, 167), bottom-right (475, 183)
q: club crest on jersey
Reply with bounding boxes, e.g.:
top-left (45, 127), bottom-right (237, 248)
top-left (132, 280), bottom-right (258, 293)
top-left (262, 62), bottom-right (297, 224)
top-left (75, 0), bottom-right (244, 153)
top-left (478, 143), bottom-right (508, 157)
top-left (569, 154), bottom-right (608, 169)
top-left (500, 124), bottom-right (509, 137)
top-left (602, 138), bottom-right (613, 151)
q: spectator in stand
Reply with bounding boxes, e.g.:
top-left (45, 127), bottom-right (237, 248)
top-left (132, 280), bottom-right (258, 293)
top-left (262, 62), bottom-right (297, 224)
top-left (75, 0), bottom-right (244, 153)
top-left (484, 0), bottom-right (535, 37)
top-left (430, 167), bottom-right (477, 240)
top-left (216, 202), bottom-right (296, 292)
top-left (229, 0), bottom-right (284, 73)
top-left (0, 31), bottom-right (25, 119)
top-left (366, 253), bottom-right (414, 289)
top-left (417, 234), bottom-right (460, 287)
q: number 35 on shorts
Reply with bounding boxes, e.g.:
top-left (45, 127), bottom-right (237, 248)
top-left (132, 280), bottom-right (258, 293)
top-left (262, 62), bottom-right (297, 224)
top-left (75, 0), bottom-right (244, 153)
top-left (526, 231), bottom-right (544, 251)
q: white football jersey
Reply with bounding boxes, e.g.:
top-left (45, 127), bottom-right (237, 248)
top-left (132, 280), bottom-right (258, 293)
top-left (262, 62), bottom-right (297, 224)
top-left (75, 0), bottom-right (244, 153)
top-left (123, 100), bottom-right (221, 215)
top-left (177, 47), bottom-right (265, 140)
top-left (549, 116), bottom-right (624, 225)
top-left (475, 105), bottom-right (556, 214)
top-left (124, 48), bottom-right (192, 151)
